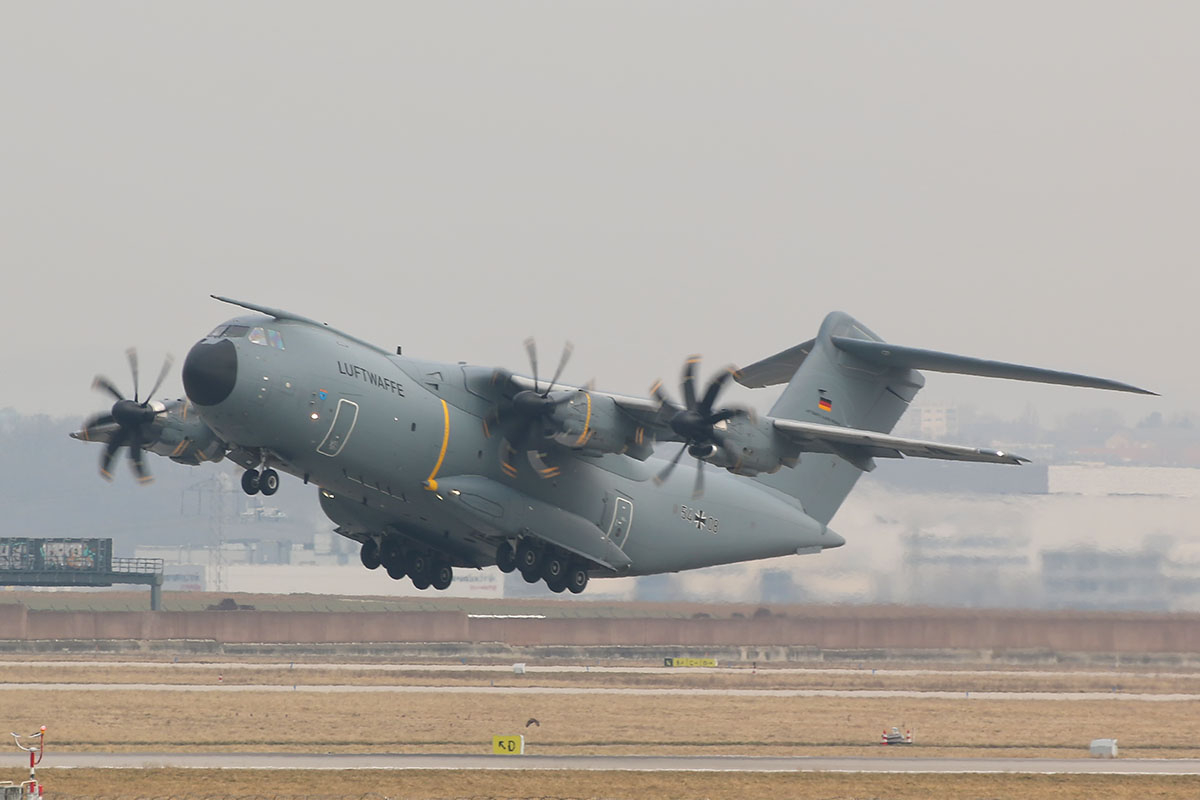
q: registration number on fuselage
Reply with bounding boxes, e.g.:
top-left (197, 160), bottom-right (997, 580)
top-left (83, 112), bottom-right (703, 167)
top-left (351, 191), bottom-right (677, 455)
top-left (678, 505), bottom-right (719, 534)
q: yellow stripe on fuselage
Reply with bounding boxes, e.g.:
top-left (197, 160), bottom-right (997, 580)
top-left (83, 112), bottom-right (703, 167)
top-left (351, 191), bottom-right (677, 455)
top-left (424, 399), bottom-right (451, 491)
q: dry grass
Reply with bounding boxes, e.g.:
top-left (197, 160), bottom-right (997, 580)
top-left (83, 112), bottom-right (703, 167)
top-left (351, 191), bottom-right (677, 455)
top-left (3, 687), bottom-right (1198, 758)
top-left (5, 768), bottom-right (1199, 799)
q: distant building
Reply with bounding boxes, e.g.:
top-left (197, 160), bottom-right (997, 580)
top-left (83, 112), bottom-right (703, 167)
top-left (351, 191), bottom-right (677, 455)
top-left (1040, 548), bottom-right (1168, 611)
top-left (915, 405), bottom-right (959, 438)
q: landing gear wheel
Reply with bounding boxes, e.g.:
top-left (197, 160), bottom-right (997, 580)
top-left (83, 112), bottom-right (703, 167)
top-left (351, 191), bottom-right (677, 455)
top-left (496, 541), bottom-right (517, 574)
top-left (431, 560), bottom-right (453, 591)
top-left (379, 542), bottom-right (403, 573)
top-left (258, 468), bottom-right (279, 496)
top-left (520, 566), bottom-right (541, 584)
top-left (240, 469), bottom-right (260, 495)
top-left (360, 540), bottom-right (381, 570)
top-left (407, 552), bottom-right (431, 588)
top-left (546, 575), bottom-right (567, 593)
top-left (542, 553), bottom-right (567, 583)
top-left (566, 565), bottom-right (590, 594)
top-left (515, 540), bottom-right (542, 575)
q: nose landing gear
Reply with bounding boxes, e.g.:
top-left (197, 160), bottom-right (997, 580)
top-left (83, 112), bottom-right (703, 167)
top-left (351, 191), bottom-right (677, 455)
top-left (240, 467), bottom-right (279, 496)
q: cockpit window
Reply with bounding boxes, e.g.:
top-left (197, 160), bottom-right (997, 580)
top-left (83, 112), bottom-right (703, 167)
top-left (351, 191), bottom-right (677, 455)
top-left (215, 324), bottom-right (250, 338)
top-left (247, 327), bottom-right (285, 349)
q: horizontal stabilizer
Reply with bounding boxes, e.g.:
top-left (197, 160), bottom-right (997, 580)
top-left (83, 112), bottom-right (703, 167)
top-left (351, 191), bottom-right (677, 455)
top-left (831, 337), bottom-right (1156, 396)
top-left (735, 339), bottom-right (816, 389)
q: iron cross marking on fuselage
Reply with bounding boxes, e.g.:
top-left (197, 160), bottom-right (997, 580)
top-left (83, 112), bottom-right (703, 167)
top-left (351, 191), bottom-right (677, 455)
top-left (679, 505), bottom-right (719, 534)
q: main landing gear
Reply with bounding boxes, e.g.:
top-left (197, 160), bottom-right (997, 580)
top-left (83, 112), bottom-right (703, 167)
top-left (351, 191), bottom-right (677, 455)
top-left (360, 538), bottom-right (454, 591)
top-left (496, 539), bottom-right (590, 594)
top-left (241, 467), bottom-right (279, 496)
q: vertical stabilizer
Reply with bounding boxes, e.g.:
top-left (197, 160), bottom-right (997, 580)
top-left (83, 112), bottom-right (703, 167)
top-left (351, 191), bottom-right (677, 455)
top-left (750, 312), bottom-right (924, 525)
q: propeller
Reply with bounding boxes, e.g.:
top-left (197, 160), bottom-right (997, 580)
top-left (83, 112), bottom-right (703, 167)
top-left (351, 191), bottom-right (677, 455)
top-left (492, 338), bottom-right (574, 478)
top-left (82, 348), bottom-right (174, 482)
top-left (651, 355), bottom-right (743, 498)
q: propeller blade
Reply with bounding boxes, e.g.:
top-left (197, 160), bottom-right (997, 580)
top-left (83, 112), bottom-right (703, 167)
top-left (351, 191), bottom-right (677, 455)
top-left (652, 443), bottom-right (689, 486)
top-left (499, 439), bottom-right (520, 478)
top-left (681, 356), bottom-right (700, 410)
top-left (649, 379), bottom-right (677, 412)
top-left (699, 368), bottom-right (737, 415)
top-left (144, 354), bottom-right (175, 403)
top-left (524, 337), bottom-right (539, 393)
top-left (692, 458), bottom-right (705, 499)
top-left (126, 347), bottom-right (140, 402)
top-left (542, 342), bottom-right (574, 397)
top-left (129, 436), bottom-right (152, 483)
top-left (92, 376), bottom-right (125, 402)
top-left (100, 429), bottom-right (129, 480)
top-left (81, 413), bottom-right (115, 440)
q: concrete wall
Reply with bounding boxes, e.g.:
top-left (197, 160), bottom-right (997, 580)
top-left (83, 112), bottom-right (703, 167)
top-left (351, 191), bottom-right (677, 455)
top-left (467, 612), bottom-right (1200, 652)
top-left (0, 604), bottom-right (27, 639)
top-left (21, 610), bottom-right (468, 644)
top-left (3, 605), bottom-right (1199, 653)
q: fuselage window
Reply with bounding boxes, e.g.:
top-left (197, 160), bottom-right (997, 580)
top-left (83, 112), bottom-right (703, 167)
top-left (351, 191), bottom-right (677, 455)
top-left (267, 329), bottom-right (285, 350)
top-left (248, 327), bottom-right (269, 346)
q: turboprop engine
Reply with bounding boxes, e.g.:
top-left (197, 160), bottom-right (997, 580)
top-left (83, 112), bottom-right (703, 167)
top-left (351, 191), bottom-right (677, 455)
top-left (700, 414), bottom-right (799, 477)
top-left (548, 392), bottom-right (655, 461)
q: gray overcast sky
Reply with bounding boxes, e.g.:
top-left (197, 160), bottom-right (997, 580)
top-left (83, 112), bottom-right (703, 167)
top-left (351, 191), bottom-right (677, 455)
top-left (2, 2), bottom-right (1195, 424)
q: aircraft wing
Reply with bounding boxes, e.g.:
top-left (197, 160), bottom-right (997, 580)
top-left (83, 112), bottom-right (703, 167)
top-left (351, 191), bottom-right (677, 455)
top-left (772, 418), bottom-right (1028, 468)
top-left (506, 374), bottom-right (667, 425)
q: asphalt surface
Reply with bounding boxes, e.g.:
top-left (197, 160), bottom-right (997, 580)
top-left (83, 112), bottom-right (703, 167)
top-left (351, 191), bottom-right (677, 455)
top-left (2, 682), bottom-right (1196, 701)
top-left (42, 752), bottom-right (1200, 774)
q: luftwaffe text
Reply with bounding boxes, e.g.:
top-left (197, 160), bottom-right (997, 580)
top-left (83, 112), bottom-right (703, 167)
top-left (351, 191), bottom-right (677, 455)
top-left (337, 362), bottom-right (405, 397)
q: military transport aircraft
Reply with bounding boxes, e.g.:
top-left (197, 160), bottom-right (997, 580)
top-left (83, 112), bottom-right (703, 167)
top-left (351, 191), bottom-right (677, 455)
top-left (72, 297), bottom-right (1153, 594)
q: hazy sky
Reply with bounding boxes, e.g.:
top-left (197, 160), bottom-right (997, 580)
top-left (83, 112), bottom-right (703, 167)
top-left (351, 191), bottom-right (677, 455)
top-left (3, 2), bottom-right (1195, 426)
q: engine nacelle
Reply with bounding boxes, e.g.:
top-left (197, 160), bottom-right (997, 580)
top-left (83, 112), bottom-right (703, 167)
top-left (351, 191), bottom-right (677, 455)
top-left (705, 415), bottom-right (798, 476)
top-left (549, 392), bottom-right (655, 461)
top-left (143, 400), bottom-right (227, 465)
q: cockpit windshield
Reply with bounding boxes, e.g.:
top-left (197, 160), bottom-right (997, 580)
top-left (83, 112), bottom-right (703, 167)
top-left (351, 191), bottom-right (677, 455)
top-left (208, 324), bottom-right (250, 338)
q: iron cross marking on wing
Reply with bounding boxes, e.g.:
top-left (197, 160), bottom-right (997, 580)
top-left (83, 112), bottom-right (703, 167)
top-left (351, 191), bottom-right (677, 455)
top-left (694, 510), bottom-right (708, 530)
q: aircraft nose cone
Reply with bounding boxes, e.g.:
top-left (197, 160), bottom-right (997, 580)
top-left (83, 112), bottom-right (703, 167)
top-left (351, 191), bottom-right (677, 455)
top-left (183, 338), bottom-right (238, 406)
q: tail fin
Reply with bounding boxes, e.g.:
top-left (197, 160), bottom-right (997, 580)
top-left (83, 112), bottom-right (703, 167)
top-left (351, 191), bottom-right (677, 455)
top-left (735, 312), bottom-right (1153, 525)
top-left (742, 312), bottom-right (921, 525)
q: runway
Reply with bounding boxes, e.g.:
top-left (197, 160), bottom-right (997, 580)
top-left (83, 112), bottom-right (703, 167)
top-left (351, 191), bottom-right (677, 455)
top-left (43, 752), bottom-right (1200, 775)
top-left (8, 659), bottom-right (1196, 682)
top-left (2, 682), bottom-right (1197, 701)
